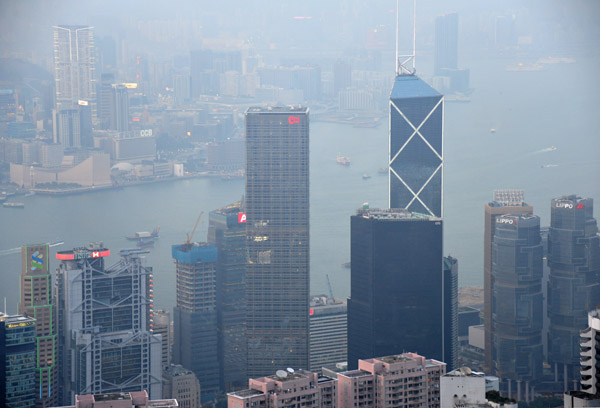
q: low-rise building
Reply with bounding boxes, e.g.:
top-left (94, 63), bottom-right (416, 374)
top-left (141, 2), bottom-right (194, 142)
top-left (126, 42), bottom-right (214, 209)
top-left (52, 391), bottom-right (178, 408)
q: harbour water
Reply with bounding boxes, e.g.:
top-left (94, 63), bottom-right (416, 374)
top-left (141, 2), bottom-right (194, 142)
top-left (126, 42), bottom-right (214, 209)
top-left (1, 56), bottom-right (598, 314)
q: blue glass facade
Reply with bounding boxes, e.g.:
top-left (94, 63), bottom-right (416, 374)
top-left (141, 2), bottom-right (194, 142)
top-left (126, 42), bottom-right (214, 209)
top-left (347, 209), bottom-right (443, 369)
top-left (173, 243), bottom-right (220, 402)
top-left (0, 314), bottom-right (36, 408)
top-left (208, 203), bottom-right (248, 391)
top-left (492, 214), bottom-right (543, 383)
top-left (547, 196), bottom-right (600, 384)
top-left (443, 256), bottom-right (458, 372)
top-left (389, 75), bottom-right (443, 217)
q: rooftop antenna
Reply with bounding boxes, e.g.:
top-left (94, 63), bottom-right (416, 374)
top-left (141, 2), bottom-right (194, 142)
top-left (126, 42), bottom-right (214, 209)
top-left (396, 0), bottom-right (417, 75)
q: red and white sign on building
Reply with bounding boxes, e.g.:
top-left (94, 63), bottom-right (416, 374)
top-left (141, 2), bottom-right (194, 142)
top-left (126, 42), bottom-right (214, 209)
top-left (238, 213), bottom-right (247, 223)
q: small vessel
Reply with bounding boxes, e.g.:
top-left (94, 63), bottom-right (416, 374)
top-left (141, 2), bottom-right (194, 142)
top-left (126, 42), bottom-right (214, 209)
top-left (137, 239), bottom-right (155, 248)
top-left (541, 164), bottom-right (558, 168)
top-left (549, 146), bottom-right (557, 151)
top-left (336, 154), bottom-right (350, 166)
top-left (362, 173), bottom-right (371, 180)
top-left (342, 262), bottom-right (351, 269)
top-left (377, 167), bottom-right (388, 174)
top-left (126, 227), bottom-right (160, 241)
top-left (3, 202), bottom-right (24, 208)
top-left (490, 128), bottom-right (496, 134)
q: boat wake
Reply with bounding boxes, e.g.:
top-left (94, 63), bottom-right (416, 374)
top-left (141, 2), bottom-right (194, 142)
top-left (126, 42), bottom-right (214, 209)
top-left (532, 146), bottom-right (557, 155)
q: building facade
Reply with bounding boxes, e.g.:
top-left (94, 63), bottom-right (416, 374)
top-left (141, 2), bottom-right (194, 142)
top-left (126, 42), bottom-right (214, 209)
top-left (492, 214), bottom-right (544, 398)
top-left (434, 12), bottom-right (458, 76)
top-left (162, 364), bottom-right (202, 408)
top-left (309, 297), bottom-right (347, 373)
top-left (151, 309), bottom-right (171, 369)
top-left (208, 202), bottom-right (248, 391)
top-left (55, 245), bottom-right (161, 404)
top-left (483, 190), bottom-right (533, 373)
top-left (19, 244), bottom-right (58, 408)
top-left (245, 106), bottom-right (310, 376)
top-left (53, 25), bottom-right (96, 116)
top-left (443, 256), bottom-right (459, 372)
top-left (547, 195), bottom-right (600, 389)
top-left (348, 208), bottom-right (444, 369)
top-left (389, 74), bottom-right (443, 217)
top-left (0, 314), bottom-right (37, 408)
top-left (172, 242), bottom-right (219, 401)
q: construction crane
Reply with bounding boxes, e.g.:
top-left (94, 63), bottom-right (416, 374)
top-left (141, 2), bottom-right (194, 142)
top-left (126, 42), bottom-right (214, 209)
top-left (185, 211), bottom-right (204, 246)
top-left (326, 274), bottom-right (334, 299)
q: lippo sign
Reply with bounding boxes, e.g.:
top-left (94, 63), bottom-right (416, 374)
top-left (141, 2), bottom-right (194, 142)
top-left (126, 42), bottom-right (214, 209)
top-left (497, 217), bottom-right (517, 225)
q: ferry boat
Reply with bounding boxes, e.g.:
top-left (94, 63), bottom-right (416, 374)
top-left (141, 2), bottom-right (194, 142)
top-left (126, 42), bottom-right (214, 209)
top-left (362, 173), bottom-right (371, 180)
top-left (377, 167), bottom-right (388, 174)
top-left (336, 154), bottom-right (350, 166)
top-left (3, 202), bottom-right (24, 208)
top-left (126, 227), bottom-right (160, 241)
top-left (137, 239), bottom-right (155, 249)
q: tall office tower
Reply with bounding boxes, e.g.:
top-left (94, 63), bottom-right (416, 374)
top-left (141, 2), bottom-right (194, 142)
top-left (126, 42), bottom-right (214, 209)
top-left (483, 190), bottom-right (533, 373)
top-left (173, 74), bottom-right (191, 107)
top-left (53, 26), bottom-right (96, 116)
top-left (389, 75), bottom-right (443, 217)
top-left (172, 243), bottom-right (220, 401)
top-left (547, 195), bottom-right (600, 389)
top-left (19, 244), bottom-right (58, 408)
top-left (492, 214), bottom-right (543, 399)
top-left (78, 101), bottom-right (93, 147)
top-left (564, 309), bottom-right (600, 406)
top-left (98, 73), bottom-right (115, 129)
top-left (333, 60), bottom-right (352, 95)
top-left (109, 84), bottom-right (129, 131)
top-left (53, 109), bottom-right (81, 148)
top-left (208, 202), bottom-right (247, 391)
top-left (55, 245), bottom-right (162, 404)
top-left (162, 364), bottom-right (202, 408)
top-left (434, 12), bottom-right (458, 76)
top-left (245, 106), bottom-right (310, 376)
top-left (309, 297), bottom-right (347, 373)
top-left (443, 256), bottom-right (458, 372)
top-left (0, 313), bottom-right (37, 408)
top-left (152, 310), bottom-right (171, 368)
top-left (347, 208), bottom-right (443, 369)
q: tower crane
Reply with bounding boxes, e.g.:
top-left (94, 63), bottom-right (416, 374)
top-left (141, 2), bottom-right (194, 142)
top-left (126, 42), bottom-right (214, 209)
top-left (185, 211), bottom-right (204, 246)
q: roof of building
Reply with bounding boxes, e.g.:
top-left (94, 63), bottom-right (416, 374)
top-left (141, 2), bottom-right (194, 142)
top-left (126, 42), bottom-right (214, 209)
top-left (246, 106), bottom-right (308, 114)
top-left (444, 367), bottom-right (484, 377)
top-left (228, 389), bottom-right (265, 399)
top-left (356, 208), bottom-right (438, 221)
top-left (390, 75), bottom-right (441, 100)
top-left (339, 370), bottom-right (373, 379)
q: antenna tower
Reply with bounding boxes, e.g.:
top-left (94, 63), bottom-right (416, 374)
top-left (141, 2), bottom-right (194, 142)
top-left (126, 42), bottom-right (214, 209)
top-left (395, 0), bottom-right (417, 75)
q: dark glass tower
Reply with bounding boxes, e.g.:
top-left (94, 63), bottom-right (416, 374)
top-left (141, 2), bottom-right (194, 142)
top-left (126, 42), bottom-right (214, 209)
top-left (389, 75), bottom-right (443, 217)
top-left (208, 202), bottom-right (247, 391)
top-left (547, 195), bottom-right (600, 389)
top-left (347, 208), bottom-right (443, 369)
top-left (434, 12), bottom-right (458, 76)
top-left (492, 214), bottom-right (543, 392)
top-left (443, 256), bottom-right (458, 372)
top-left (245, 106), bottom-right (309, 376)
top-left (172, 243), bottom-right (220, 401)
top-left (0, 314), bottom-right (36, 408)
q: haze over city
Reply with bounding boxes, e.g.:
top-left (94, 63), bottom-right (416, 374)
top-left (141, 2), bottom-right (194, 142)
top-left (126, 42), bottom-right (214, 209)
top-left (0, 0), bottom-right (599, 407)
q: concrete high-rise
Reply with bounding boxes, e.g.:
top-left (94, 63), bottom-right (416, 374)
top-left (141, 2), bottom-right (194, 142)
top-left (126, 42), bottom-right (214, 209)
top-left (152, 309), bottom-right (171, 369)
top-left (483, 190), bottom-right (533, 373)
top-left (245, 106), bottom-right (310, 376)
top-left (19, 244), bottom-right (58, 408)
top-left (0, 313), bottom-right (37, 408)
top-left (492, 214), bottom-right (544, 398)
top-left (162, 364), bottom-right (202, 408)
top-left (443, 256), bottom-right (458, 372)
top-left (55, 244), bottom-right (162, 404)
top-left (389, 74), bottom-right (443, 217)
top-left (434, 12), bottom-right (458, 76)
top-left (109, 84), bottom-right (129, 132)
top-left (547, 195), bottom-right (600, 390)
top-left (172, 242), bottom-right (220, 401)
top-left (309, 297), bottom-right (347, 373)
top-left (348, 208), bottom-right (444, 369)
top-left (53, 109), bottom-right (81, 148)
top-left (53, 26), bottom-right (96, 116)
top-left (208, 202), bottom-right (247, 391)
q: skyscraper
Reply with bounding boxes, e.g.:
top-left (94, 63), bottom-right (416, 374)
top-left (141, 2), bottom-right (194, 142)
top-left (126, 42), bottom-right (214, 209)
top-left (172, 242), bottom-right (220, 401)
top-left (347, 208), bottom-right (444, 369)
top-left (0, 313), bottom-right (37, 408)
top-left (53, 26), bottom-right (96, 116)
top-left (492, 214), bottom-right (543, 399)
top-left (389, 75), bottom-right (443, 217)
top-left (55, 244), bottom-right (161, 403)
top-left (547, 195), bottom-right (600, 390)
top-left (309, 297), bottom-right (347, 373)
top-left (443, 256), bottom-right (458, 372)
top-left (245, 106), bottom-right (310, 376)
top-left (109, 84), bottom-right (129, 132)
top-left (208, 202), bottom-right (247, 391)
top-left (483, 190), bottom-right (533, 373)
top-left (19, 244), bottom-right (58, 408)
top-left (434, 12), bottom-right (458, 76)
top-left (53, 109), bottom-right (81, 148)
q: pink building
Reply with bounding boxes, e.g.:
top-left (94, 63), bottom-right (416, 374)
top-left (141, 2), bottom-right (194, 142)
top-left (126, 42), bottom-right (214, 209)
top-left (228, 353), bottom-right (445, 408)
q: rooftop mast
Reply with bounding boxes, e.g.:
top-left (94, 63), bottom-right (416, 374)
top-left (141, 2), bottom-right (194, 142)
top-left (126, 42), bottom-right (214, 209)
top-left (396, 0), bottom-right (417, 75)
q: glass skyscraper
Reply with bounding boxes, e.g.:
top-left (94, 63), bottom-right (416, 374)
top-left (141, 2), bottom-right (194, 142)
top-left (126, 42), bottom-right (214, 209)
top-left (434, 12), bottom-right (458, 76)
top-left (0, 314), bottom-right (36, 408)
top-left (172, 242), bottom-right (220, 402)
top-left (547, 195), bottom-right (600, 389)
top-left (443, 256), bottom-right (458, 372)
top-left (389, 75), bottom-right (443, 217)
top-left (208, 202), bottom-right (248, 391)
top-left (347, 208), bottom-right (444, 369)
top-left (492, 214), bottom-right (543, 396)
top-left (245, 106), bottom-right (310, 376)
